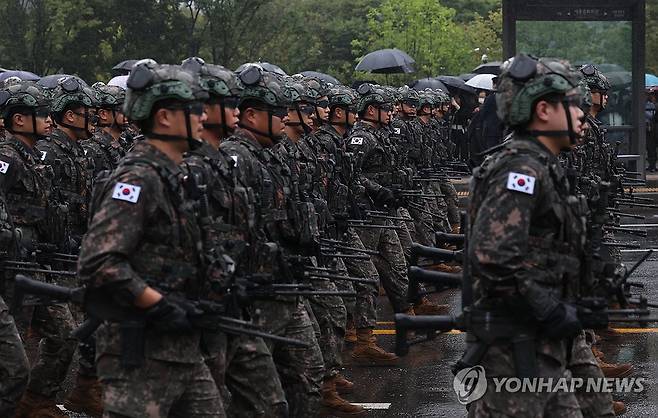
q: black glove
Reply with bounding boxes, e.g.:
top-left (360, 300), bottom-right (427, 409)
top-left (542, 303), bottom-right (582, 339)
top-left (145, 298), bottom-right (194, 333)
top-left (374, 187), bottom-right (402, 209)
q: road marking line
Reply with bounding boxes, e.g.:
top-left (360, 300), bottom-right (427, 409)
top-left (374, 328), bottom-right (658, 335)
top-left (376, 321), bottom-right (394, 325)
top-left (621, 248), bottom-right (658, 253)
top-left (620, 224), bottom-right (658, 227)
top-left (352, 403), bottom-right (391, 410)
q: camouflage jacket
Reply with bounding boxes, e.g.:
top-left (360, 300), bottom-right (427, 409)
top-left (78, 140), bottom-right (206, 363)
top-left (0, 134), bottom-right (51, 233)
top-left (182, 141), bottom-right (257, 272)
top-left (221, 129), bottom-right (318, 251)
top-left (36, 129), bottom-right (94, 239)
top-left (468, 134), bottom-right (586, 321)
top-left (81, 130), bottom-right (125, 178)
top-left (314, 124), bottom-right (352, 215)
top-left (389, 117), bottom-right (424, 170)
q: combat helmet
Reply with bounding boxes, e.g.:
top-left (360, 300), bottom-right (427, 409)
top-left (182, 57), bottom-right (244, 136)
top-left (124, 61), bottom-right (208, 143)
top-left (283, 77), bottom-right (319, 134)
top-left (0, 81), bottom-right (50, 136)
top-left (579, 64), bottom-right (611, 92)
top-left (236, 64), bottom-right (291, 140)
top-left (416, 90), bottom-right (434, 116)
top-left (327, 85), bottom-right (358, 130)
top-left (398, 85), bottom-right (420, 106)
top-left (496, 54), bottom-right (582, 130)
top-left (92, 82), bottom-right (125, 109)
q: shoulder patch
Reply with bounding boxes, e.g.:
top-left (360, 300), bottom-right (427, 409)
top-left (230, 155), bottom-right (238, 167)
top-left (40, 151), bottom-right (47, 161)
top-left (0, 159), bottom-right (9, 174)
top-left (506, 172), bottom-right (535, 195)
top-left (350, 137), bottom-right (364, 145)
top-left (393, 128), bottom-right (401, 134)
top-left (112, 182), bottom-right (142, 203)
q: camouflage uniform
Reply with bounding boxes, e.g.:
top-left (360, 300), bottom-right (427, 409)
top-left (467, 136), bottom-right (585, 417)
top-left (182, 140), bottom-right (287, 417)
top-left (314, 123), bottom-right (379, 329)
top-left (0, 193), bottom-right (29, 417)
top-left (0, 133), bottom-right (79, 400)
top-left (36, 128), bottom-right (93, 247)
top-left (78, 140), bottom-right (224, 417)
top-left (221, 128), bottom-right (324, 418)
top-left (81, 129), bottom-right (125, 178)
top-left (346, 120), bottom-right (411, 313)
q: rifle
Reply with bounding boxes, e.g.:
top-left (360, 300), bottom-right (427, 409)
top-left (10, 274), bottom-right (311, 368)
top-left (435, 232), bottom-right (465, 247)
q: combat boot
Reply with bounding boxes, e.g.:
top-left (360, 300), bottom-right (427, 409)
top-left (319, 376), bottom-right (366, 417)
top-left (413, 297), bottom-right (450, 315)
top-left (15, 390), bottom-right (68, 418)
top-left (335, 373), bottom-right (355, 394)
top-left (345, 320), bottom-right (357, 343)
top-left (613, 400), bottom-right (626, 415)
top-left (63, 374), bottom-right (103, 417)
top-left (352, 328), bottom-right (399, 366)
top-left (598, 358), bottom-right (633, 378)
top-left (429, 263), bottom-right (462, 274)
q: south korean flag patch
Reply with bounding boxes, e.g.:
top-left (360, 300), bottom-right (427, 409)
top-left (350, 136), bottom-right (364, 145)
top-left (506, 172), bottom-right (535, 195)
top-left (0, 160), bottom-right (9, 174)
top-left (112, 182), bottom-right (142, 203)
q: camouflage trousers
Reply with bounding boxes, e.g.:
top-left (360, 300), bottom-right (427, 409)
top-left (25, 303), bottom-right (77, 398)
top-left (254, 299), bottom-right (324, 418)
top-left (430, 181), bottom-right (450, 233)
top-left (0, 295), bottom-right (29, 417)
top-left (204, 331), bottom-right (288, 418)
top-left (438, 179), bottom-right (460, 226)
top-left (340, 227), bottom-right (379, 328)
top-left (466, 338), bottom-right (582, 418)
top-left (569, 331), bottom-right (614, 418)
top-left (307, 278), bottom-right (348, 378)
top-left (98, 354), bottom-right (224, 418)
top-left (357, 219), bottom-right (411, 313)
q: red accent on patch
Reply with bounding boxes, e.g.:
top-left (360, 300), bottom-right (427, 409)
top-left (122, 188), bottom-right (131, 195)
top-left (517, 179), bottom-right (526, 186)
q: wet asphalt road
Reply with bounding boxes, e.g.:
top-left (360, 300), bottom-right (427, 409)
top-left (44, 182), bottom-right (658, 417)
top-left (341, 187), bottom-right (658, 418)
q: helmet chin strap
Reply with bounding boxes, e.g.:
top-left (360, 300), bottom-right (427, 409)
top-left (238, 110), bottom-right (281, 144)
top-left (525, 100), bottom-right (578, 146)
top-left (7, 109), bottom-right (44, 141)
top-left (149, 107), bottom-right (202, 150)
top-left (328, 107), bottom-right (354, 134)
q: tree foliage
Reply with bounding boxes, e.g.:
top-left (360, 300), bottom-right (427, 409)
top-left (0, 0), bottom-right (503, 84)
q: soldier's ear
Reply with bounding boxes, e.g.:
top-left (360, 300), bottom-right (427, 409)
top-left (12, 113), bottom-right (24, 128)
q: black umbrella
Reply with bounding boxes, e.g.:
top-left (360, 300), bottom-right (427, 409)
top-left (112, 59), bottom-right (139, 75)
top-left (300, 71), bottom-right (340, 85)
top-left (355, 48), bottom-right (416, 74)
top-left (408, 77), bottom-right (448, 92)
top-left (236, 62), bottom-right (287, 76)
top-left (37, 74), bottom-right (89, 89)
top-left (0, 70), bottom-right (40, 82)
top-left (436, 76), bottom-right (477, 95)
top-left (472, 61), bottom-right (502, 75)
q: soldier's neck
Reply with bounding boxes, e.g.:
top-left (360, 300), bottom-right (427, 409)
top-left (146, 138), bottom-right (186, 164)
top-left (200, 129), bottom-right (221, 150)
top-left (102, 126), bottom-right (122, 141)
top-left (332, 123), bottom-right (347, 137)
top-left (58, 126), bottom-right (80, 142)
top-left (284, 127), bottom-right (302, 143)
top-left (589, 108), bottom-right (599, 118)
top-left (13, 132), bottom-right (37, 149)
top-left (419, 115), bottom-right (431, 124)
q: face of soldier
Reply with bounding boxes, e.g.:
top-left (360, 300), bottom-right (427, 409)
top-left (223, 103), bottom-right (240, 133)
top-left (591, 91), bottom-right (608, 111)
top-left (286, 104), bottom-right (314, 135)
top-left (401, 102), bottom-right (416, 116)
top-left (65, 106), bottom-right (93, 139)
top-left (314, 96), bottom-right (329, 122)
top-left (164, 103), bottom-right (206, 140)
top-left (249, 107), bottom-right (288, 146)
top-left (536, 93), bottom-right (584, 151)
top-left (12, 111), bottom-right (53, 137)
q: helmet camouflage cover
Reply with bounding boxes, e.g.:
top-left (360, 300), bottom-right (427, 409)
top-left (496, 54), bottom-right (582, 128)
top-left (398, 85), bottom-right (420, 105)
top-left (356, 83), bottom-right (390, 112)
top-left (123, 61), bottom-right (208, 121)
top-left (50, 76), bottom-right (96, 112)
top-left (92, 82), bottom-right (126, 109)
top-left (181, 57), bottom-right (244, 98)
top-left (579, 64), bottom-right (611, 92)
top-left (237, 64), bottom-right (291, 108)
top-left (328, 85), bottom-right (358, 109)
top-left (0, 81), bottom-right (50, 119)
